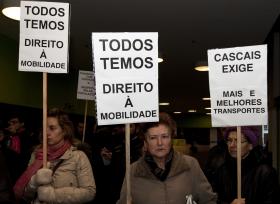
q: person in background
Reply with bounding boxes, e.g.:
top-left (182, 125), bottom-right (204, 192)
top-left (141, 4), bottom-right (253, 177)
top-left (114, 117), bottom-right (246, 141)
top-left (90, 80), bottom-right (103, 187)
top-left (92, 124), bottom-right (143, 204)
top-left (0, 125), bottom-right (22, 186)
top-left (5, 113), bottom-right (38, 174)
top-left (13, 108), bottom-right (96, 204)
top-left (0, 127), bottom-right (15, 204)
top-left (74, 116), bottom-right (95, 144)
top-left (205, 126), bottom-right (279, 204)
top-left (117, 112), bottom-right (217, 204)
top-left (73, 116), bottom-right (96, 166)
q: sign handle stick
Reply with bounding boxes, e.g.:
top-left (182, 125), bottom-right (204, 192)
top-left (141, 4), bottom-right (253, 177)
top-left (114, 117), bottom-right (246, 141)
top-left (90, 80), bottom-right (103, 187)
top-left (43, 72), bottom-right (48, 168)
top-left (237, 126), bottom-right (242, 200)
top-left (125, 123), bottom-right (131, 204)
top-left (82, 100), bottom-right (88, 143)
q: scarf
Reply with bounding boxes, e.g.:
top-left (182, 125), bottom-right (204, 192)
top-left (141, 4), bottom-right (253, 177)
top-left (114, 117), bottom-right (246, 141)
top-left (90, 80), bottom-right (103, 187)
top-left (9, 135), bottom-right (21, 154)
top-left (144, 148), bottom-right (174, 181)
top-left (9, 127), bottom-right (25, 154)
top-left (13, 140), bottom-right (71, 199)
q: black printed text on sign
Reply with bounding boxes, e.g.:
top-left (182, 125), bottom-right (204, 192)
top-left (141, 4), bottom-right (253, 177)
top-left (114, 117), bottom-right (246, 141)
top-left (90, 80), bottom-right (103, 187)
top-left (92, 33), bottom-right (159, 125)
top-left (77, 70), bottom-right (95, 101)
top-left (19, 1), bottom-right (69, 73)
top-left (208, 44), bottom-right (268, 127)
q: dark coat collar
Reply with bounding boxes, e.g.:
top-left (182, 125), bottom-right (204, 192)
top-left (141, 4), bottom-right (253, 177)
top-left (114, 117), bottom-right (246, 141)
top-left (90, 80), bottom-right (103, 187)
top-left (134, 151), bottom-right (191, 179)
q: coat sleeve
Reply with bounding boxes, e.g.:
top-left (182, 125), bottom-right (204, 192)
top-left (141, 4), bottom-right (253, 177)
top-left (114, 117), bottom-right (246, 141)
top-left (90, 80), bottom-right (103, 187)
top-left (256, 164), bottom-right (279, 204)
top-left (51, 151), bottom-right (96, 204)
top-left (22, 152), bottom-right (37, 201)
top-left (116, 173), bottom-right (128, 204)
top-left (23, 179), bottom-right (37, 201)
top-left (190, 157), bottom-right (217, 204)
top-left (117, 162), bottom-right (137, 204)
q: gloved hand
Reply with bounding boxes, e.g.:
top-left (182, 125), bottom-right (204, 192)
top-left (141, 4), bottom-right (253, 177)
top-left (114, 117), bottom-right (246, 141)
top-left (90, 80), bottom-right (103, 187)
top-left (35, 168), bottom-right (53, 185)
top-left (37, 185), bottom-right (56, 202)
top-left (29, 168), bottom-right (53, 189)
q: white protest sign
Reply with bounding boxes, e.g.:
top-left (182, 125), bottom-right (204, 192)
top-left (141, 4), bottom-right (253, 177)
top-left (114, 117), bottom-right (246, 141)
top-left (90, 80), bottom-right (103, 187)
top-left (19, 1), bottom-right (69, 73)
top-left (77, 70), bottom-right (95, 100)
top-left (208, 44), bottom-right (267, 127)
top-left (92, 32), bottom-right (159, 125)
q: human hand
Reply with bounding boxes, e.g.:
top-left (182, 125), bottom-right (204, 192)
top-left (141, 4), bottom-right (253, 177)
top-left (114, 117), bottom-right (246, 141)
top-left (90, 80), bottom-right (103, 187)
top-left (231, 198), bottom-right (245, 204)
top-left (37, 185), bottom-right (55, 202)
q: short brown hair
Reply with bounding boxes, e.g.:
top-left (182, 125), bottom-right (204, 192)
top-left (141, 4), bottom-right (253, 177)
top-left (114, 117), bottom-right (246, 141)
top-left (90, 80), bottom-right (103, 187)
top-left (139, 112), bottom-right (177, 140)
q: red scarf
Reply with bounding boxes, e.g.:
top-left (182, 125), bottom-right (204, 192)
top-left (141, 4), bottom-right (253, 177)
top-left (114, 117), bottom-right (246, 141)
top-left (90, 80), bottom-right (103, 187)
top-left (13, 140), bottom-right (71, 199)
top-left (10, 135), bottom-right (21, 154)
top-left (9, 128), bottom-right (25, 154)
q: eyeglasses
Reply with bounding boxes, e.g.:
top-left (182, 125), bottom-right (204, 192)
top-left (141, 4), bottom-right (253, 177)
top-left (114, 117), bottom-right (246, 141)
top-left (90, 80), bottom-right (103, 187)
top-left (226, 138), bottom-right (248, 145)
top-left (8, 119), bottom-right (20, 125)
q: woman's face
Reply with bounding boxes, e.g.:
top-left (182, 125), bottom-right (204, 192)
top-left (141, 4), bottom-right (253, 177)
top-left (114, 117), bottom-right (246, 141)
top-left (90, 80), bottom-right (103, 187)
top-left (227, 131), bottom-right (253, 159)
top-left (47, 117), bottom-right (65, 146)
top-left (144, 124), bottom-right (172, 161)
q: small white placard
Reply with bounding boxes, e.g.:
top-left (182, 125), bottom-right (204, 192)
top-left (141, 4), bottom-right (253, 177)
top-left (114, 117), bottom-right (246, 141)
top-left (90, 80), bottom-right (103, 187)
top-left (77, 70), bottom-right (95, 100)
top-left (92, 32), bottom-right (159, 125)
top-left (19, 1), bottom-right (70, 73)
top-left (208, 44), bottom-right (268, 127)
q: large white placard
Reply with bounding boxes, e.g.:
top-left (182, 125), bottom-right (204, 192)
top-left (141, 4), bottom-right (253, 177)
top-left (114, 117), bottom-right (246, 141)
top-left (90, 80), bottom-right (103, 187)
top-left (77, 70), bottom-right (95, 100)
top-left (19, 1), bottom-right (69, 73)
top-left (208, 44), bottom-right (267, 127)
top-left (92, 32), bottom-right (159, 125)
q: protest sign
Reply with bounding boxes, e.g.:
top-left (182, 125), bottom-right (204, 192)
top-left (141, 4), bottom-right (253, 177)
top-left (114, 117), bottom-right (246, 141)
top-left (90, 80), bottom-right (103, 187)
top-left (92, 32), bottom-right (159, 125)
top-left (77, 70), bottom-right (95, 100)
top-left (208, 44), bottom-right (267, 127)
top-left (19, 1), bottom-right (69, 73)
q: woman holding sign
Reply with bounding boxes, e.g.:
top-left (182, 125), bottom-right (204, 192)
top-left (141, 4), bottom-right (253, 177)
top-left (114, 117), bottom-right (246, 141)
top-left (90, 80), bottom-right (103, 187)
top-left (14, 108), bottom-right (96, 204)
top-left (117, 112), bottom-right (216, 204)
top-left (205, 126), bottom-right (279, 204)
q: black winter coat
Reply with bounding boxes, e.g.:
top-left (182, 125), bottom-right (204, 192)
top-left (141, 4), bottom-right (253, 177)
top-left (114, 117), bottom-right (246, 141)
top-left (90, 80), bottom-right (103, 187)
top-left (205, 145), bottom-right (279, 204)
top-left (0, 150), bottom-right (15, 204)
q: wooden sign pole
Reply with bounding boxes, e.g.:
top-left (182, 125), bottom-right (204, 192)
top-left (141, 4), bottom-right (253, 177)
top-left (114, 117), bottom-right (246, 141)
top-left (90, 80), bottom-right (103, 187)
top-left (82, 100), bottom-right (88, 143)
top-left (43, 72), bottom-right (48, 168)
top-left (237, 126), bottom-right (242, 200)
top-left (125, 123), bottom-right (131, 204)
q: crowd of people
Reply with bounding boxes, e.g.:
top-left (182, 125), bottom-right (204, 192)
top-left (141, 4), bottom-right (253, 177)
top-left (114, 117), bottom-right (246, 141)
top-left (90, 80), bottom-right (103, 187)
top-left (0, 108), bottom-right (279, 204)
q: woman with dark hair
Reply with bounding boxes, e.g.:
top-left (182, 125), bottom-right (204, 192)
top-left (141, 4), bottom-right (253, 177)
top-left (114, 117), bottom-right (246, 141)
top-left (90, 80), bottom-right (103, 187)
top-left (117, 112), bottom-right (216, 204)
top-left (205, 126), bottom-right (279, 204)
top-left (13, 108), bottom-right (96, 204)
